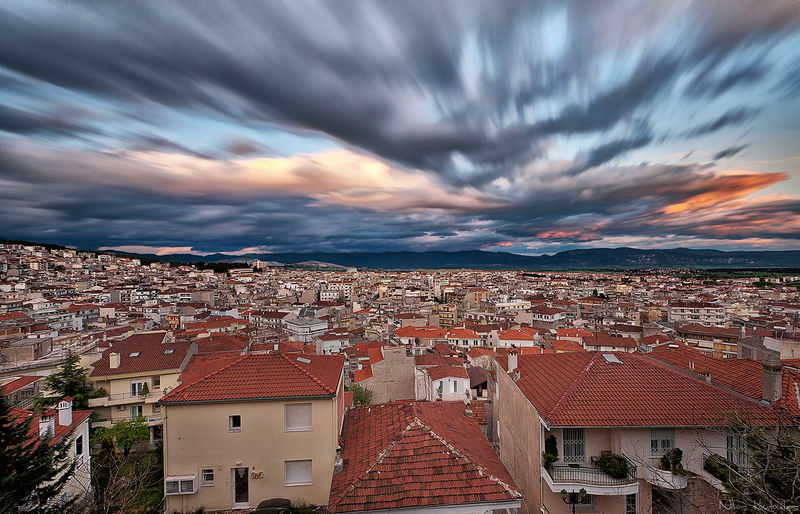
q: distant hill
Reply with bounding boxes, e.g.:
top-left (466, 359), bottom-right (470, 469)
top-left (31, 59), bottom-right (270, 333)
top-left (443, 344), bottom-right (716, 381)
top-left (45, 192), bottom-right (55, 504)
top-left (98, 247), bottom-right (800, 270)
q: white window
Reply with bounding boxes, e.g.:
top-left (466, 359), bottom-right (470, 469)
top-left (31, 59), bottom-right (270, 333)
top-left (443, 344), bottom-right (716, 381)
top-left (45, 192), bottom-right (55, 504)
top-left (563, 428), bottom-right (585, 462)
top-left (201, 468), bottom-right (214, 486)
top-left (727, 434), bottom-right (747, 467)
top-left (130, 380), bottom-right (143, 396)
top-left (75, 435), bottom-right (83, 456)
top-left (230, 415), bottom-right (241, 432)
top-left (285, 460), bottom-right (312, 486)
top-left (130, 405), bottom-right (142, 419)
top-left (651, 428), bottom-right (674, 457)
top-left (285, 403), bottom-right (312, 431)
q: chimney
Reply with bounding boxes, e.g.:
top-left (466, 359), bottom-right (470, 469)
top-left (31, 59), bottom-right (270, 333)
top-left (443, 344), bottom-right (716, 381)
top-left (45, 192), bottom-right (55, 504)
top-left (39, 409), bottom-right (55, 439)
top-left (762, 361), bottom-right (783, 402)
top-left (508, 349), bottom-right (518, 373)
top-left (464, 401), bottom-right (473, 418)
top-left (57, 397), bottom-right (73, 426)
top-left (689, 361), bottom-right (695, 372)
top-left (109, 352), bottom-right (120, 369)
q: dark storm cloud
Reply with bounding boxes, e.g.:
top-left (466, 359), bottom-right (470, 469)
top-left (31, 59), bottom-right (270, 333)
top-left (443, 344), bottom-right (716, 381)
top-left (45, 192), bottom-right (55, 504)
top-left (713, 144), bottom-right (750, 160)
top-left (0, 1), bottom-right (797, 186)
top-left (682, 107), bottom-right (761, 138)
top-left (0, 103), bottom-right (92, 136)
top-left (0, 1), bottom-right (798, 252)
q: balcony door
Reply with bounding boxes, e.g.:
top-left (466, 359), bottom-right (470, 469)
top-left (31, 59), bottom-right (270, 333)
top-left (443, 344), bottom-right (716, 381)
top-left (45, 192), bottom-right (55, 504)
top-left (232, 467), bottom-right (249, 508)
top-left (563, 428), bottom-right (585, 463)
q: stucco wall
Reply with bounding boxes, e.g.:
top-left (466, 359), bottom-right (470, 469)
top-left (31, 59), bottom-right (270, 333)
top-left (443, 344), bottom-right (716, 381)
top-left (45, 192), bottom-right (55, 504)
top-left (163, 397), bottom-right (337, 511)
top-left (497, 366), bottom-right (541, 514)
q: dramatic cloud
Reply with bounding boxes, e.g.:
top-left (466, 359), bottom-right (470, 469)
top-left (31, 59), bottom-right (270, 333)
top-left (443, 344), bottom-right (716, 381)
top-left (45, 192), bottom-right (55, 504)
top-left (0, 0), bottom-right (798, 253)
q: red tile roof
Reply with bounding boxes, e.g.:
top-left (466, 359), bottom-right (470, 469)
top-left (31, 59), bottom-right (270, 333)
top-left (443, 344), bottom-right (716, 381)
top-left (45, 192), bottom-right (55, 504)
top-left (497, 352), bottom-right (781, 427)
top-left (161, 353), bottom-right (344, 403)
top-left (582, 333), bottom-right (638, 348)
top-left (90, 334), bottom-right (192, 377)
top-left (11, 404), bottom-right (92, 446)
top-left (427, 365), bottom-right (469, 381)
top-left (196, 334), bottom-right (248, 354)
top-left (551, 340), bottom-right (586, 353)
top-left (2, 375), bottom-right (42, 395)
top-left (648, 343), bottom-right (762, 398)
top-left (498, 329), bottom-right (536, 341)
top-left (328, 402), bottom-right (522, 513)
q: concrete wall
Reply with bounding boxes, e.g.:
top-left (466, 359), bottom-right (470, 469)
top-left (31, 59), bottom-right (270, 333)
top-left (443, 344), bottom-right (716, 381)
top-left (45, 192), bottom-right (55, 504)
top-left (163, 397), bottom-right (337, 511)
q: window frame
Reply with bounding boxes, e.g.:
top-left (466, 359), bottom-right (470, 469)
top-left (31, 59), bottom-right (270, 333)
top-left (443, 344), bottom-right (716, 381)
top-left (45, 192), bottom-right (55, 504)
top-left (229, 415), bottom-right (242, 432)
top-left (285, 403), bottom-right (313, 432)
top-left (130, 379), bottom-right (143, 396)
top-left (201, 468), bottom-right (215, 486)
top-left (726, 433), bottom-right (748, 468)
top-left (650, 428), bottom-right (674, 458)
top-left (75, 434), bottom-right (83, 456)
top-left (284, 459), bottom-right (312, 486)
top-left (152, 375), bottom-right (161, 389)
top-left (563, 427), bottom-right (586, 463)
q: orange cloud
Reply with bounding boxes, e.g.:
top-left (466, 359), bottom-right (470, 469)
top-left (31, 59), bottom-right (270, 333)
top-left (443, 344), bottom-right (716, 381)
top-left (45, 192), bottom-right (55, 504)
top-left (662, 171), bottom-right (785, 214)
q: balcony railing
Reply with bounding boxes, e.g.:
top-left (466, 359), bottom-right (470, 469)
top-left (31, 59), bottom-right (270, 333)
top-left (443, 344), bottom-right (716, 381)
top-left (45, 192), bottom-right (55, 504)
top-left (92, 413), bottom-right (164, 425)
top-left (547, 457), bottom-right (637, 487)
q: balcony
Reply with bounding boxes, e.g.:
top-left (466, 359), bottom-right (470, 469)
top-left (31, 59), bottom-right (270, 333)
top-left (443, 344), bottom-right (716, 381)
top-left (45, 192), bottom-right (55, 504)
top-left (643, 467), bottom-right (688, 490)
top-left (91, 413), bottom-right (164, 428)
top-left (542, 458), bottom-right (639, 496)
top-left (88, 390), bottom-right (164, 407)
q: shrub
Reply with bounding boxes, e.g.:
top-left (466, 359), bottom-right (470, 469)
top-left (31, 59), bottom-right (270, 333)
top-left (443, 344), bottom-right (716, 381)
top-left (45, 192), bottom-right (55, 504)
top-left (542, 435), bottom-right (559, 470)
top-left (661, 447), bottom-right (683, 472)
top-left (704, 454), bottom-right (734, 483)
top-left (597, 453), bottom-right (629, 479)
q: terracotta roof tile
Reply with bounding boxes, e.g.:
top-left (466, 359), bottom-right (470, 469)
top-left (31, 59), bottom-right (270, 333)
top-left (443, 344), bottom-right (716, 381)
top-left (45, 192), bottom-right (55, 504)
top-left (161, 353), bottom-right (343, 403)
top-left (90, 333), bottom-right (192, 377)
top-left (498, 352), bottom-right (780, 427)
top-left (328, 402), bottom-right (521, 513)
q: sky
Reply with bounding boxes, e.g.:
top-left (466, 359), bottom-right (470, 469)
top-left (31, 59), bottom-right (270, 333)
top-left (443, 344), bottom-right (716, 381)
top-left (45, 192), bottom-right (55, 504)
top-left (0, 1), bottom-right (799, 256)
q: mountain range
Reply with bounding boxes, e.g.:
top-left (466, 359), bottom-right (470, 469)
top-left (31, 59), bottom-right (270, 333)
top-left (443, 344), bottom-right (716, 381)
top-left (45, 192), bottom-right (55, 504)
top-left (103, 247), bottom-right (800, 270)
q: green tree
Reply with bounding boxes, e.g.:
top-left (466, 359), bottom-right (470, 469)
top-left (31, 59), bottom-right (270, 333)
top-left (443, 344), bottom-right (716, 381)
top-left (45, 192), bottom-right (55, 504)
top-left (38, 350), bottom-right (92, 410)
top-left (698, 414), bottom-right (799, 513)
top-left (111, 416), bottom-right (150, 457)
top-left (0, 394), bottom-right (77, 512)
top-left (348, 384), bottom-right (374, 405)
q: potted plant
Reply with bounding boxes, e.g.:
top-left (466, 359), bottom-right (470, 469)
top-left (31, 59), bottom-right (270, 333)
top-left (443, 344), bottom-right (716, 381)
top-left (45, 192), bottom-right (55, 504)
top-left (661, 447), bottom-right (683, 472)
top-left (597, 452), bottom-right (629, 479)
top-left (542, 434), bottom-right (559, 471)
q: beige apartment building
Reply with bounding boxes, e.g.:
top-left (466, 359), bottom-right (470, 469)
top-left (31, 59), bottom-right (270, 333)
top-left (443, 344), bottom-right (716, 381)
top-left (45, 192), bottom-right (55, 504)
top-left (88, 331), bottom-right (195, 441)
top-left (495, 351), bottom-right (780, 514)
top-left (159, 353), bottom-right (345, 511)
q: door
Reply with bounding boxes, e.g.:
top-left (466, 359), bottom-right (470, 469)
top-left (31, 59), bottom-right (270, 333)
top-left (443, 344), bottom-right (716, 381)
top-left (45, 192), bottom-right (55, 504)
top-left (232, 467), bottom-right (249, 507)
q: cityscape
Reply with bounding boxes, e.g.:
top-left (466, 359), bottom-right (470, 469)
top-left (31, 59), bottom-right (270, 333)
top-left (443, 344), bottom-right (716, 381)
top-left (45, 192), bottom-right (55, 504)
top-left (1, 1), bottom-right (800, 514)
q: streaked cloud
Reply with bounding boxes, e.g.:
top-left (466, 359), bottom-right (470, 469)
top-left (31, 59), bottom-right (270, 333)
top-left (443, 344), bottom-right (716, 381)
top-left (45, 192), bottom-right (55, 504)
top-left (0, 0), bottom-right (798, 253)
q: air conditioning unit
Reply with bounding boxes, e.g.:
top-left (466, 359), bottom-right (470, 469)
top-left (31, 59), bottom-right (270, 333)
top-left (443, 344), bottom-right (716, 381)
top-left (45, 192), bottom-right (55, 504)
top-left (164, 475), bottom-right (198, 495)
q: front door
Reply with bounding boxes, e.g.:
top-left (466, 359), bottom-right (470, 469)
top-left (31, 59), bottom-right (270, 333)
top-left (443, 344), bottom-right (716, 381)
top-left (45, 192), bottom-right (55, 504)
top-left (232, 467), bottom-right (249, 507)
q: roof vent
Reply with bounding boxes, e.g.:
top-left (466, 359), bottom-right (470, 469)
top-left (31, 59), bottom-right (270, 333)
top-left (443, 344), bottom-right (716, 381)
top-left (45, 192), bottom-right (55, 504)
top-left (602, 353), bottom-right (622, 364)
top-left (296, 357), bottom-right (311, 364)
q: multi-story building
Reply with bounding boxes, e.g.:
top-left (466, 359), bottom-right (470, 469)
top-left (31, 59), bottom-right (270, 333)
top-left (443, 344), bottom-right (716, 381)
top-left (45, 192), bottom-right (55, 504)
top-left (495, 351), bottom-right (780, 513)
top-left (88, 331), bottom-right (196, 440)
top-left (668, 301), bottom-right (726, 326)
top-left (159, 353), bottom-right (345, 511)
top-left (12, 397), bottom-right (93, 503)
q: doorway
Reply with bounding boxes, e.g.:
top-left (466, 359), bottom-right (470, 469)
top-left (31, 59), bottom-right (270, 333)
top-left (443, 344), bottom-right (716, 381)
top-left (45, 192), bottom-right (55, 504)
top-left (232, 467), bottom-right (249, 507)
